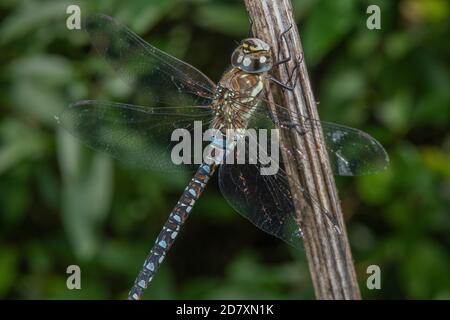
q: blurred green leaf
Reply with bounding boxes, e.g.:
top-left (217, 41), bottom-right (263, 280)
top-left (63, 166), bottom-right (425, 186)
top-left (8, 55), bottom-right (74, 86)
top-left (0, 248), bottom-right (18, 297)
top-left (0, 119), bottom-right (46, 174)
top-left (0, 1), bottom-right (72, 44)
top-left (195, 3), bottom-right (248, 37)
top-left (401, 241), bottom-right (450, 299)
top-left (379, 90), bottom-right (413, 133)
top-left (384, 32), bottom-right (414, 59)
top-left (348, 29), bottom-right (381, 57)
top-left (57, 129), bottom-right (113, 260)
top-left (401, 0), bottom-right (450, 23)
top-left (114, 0), bottom-right (176, 33)
top-left (11, 80), bottom-right (65, 125)
top-left (420, 146), bottom-right (450, 179)
top-left (322, 68), bottom-right (367, 105)
top-left (303, 0), bottom-right (356, 64)
top-left (357, 169), bottom-right (392, 204)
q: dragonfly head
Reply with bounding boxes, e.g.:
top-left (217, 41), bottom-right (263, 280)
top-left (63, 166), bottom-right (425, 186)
top-left (231, 38), bottom-right (272, 74)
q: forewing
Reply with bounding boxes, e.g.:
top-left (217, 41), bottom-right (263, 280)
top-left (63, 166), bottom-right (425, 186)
top-left (85, 14), bottom-right (216, 107)
top-left (58, 100), bottom-right (213, 172)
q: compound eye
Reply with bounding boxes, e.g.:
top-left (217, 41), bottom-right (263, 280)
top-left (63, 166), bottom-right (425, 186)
top-left (231, 49), bottom-right (243, 67)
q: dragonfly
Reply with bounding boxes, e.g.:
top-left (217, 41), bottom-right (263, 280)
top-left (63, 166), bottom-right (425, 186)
top-left (58, 14), bottom-right (389, 300)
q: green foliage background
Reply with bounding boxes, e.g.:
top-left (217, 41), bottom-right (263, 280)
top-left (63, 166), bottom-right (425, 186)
top-left (0, 0), bottom-right (449, 299)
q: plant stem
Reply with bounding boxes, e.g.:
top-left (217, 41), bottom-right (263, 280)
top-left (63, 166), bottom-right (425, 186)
top-left (244, 0), bottom-right (361, 300)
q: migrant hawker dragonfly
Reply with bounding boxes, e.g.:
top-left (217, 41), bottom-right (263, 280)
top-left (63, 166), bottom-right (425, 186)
top-left (58, 14), bottom-right (389, 299)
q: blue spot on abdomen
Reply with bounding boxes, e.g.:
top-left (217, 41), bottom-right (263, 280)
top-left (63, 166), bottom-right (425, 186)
top-left (202, 164), bottom-right (210, 174)
top-left (159, 240), bottom-right (167, 249)
top-left (146, 262), bottom-right (155, 272)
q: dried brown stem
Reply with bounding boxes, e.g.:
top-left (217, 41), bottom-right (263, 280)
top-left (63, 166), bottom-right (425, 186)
top-left (244, 0), bottom-right (361, 300)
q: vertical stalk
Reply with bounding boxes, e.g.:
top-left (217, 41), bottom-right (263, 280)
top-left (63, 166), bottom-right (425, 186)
top-left (244, 0), bottom-right (361, 299)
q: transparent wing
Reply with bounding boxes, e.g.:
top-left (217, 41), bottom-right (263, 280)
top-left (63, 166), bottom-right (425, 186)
top-left (321, 121), bottom-right (389, 176)
top-left (218, 95), bottom-right (388, 246)
top-left (218, 121), bottom-right (341, 247)
top-left (84, 14), bottom-right (216, 107)
top-left (238, 95), bottom-right (390, 176)
top-left (58, 100), bottom-right (213, 172)
top-left (219, 161), bottom-right (303, 248)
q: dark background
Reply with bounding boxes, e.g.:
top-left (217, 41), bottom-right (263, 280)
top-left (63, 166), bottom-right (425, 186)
top-left (0, 0), bottom-right (449, 299)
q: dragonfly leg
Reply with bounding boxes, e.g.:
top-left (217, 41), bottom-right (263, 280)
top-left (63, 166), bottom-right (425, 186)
top-left (271, 118), bottom-right (308, 136)
top-left (269, 23), bottom-right (304, 92)
top-left (268, 55), bottom-right (304, 92)
top-left (273, 24), bottom-right (293, 67)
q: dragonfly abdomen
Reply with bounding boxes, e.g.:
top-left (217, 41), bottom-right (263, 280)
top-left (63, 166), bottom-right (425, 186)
top-left (128, 162), bottom-right (216, 300)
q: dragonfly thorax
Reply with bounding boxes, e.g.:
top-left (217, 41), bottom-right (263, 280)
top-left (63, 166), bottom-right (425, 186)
top-left (210, 38), bottom-right (271, 131)
top-left (211, 68), bottom-right (264, 130)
